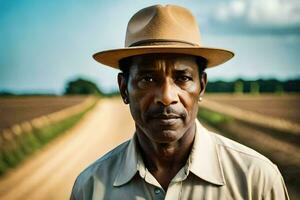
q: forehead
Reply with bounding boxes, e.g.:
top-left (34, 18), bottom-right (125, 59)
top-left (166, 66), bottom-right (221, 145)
top-left (129, 54), bottom-right (199, 73)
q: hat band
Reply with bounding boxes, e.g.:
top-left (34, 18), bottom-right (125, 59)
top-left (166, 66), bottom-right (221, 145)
top-left (128, 39), bottom-right (198, 47)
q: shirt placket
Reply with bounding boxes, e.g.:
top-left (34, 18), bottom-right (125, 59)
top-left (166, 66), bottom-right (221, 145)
top-left (138, 160), bottom-right (166, 200)
top-left (153, 187), bottom-right (165, 200)
top-left (164, 165), bottom-right (189, 200)
top-left (164, 182), bottom-right (182, 200)
top-left (143, 169), bottom-right (166, 200)
top-left (136, 151), bottom-right (190, 200)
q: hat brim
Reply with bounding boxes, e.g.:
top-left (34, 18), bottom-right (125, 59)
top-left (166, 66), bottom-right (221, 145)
top-left (93, 46), bottom-right (234, 69)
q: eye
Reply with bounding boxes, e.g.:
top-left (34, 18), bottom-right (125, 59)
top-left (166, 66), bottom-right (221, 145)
top-left (176, 75), bottom-right (192, 82)
top-left (137, 74), bottom-right (156, 88)
top-left (141, 75), bottom-right (154, 82)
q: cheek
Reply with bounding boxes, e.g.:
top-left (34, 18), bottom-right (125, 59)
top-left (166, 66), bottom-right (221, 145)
top-left (179, 85), bottom-right (200, 117)
top-left (128, 85), bottom-right (153, 120)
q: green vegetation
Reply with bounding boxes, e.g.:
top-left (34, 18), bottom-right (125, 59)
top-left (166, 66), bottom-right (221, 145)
top-left (64, 78), bottom-right (103, 95)
top-left (64, 78), bottom-right (121, 97)
top-left (198, 108), bottom-right (233, 128)
top-left (0, 101), bottom-right (96, 176)
top-left (2, 78), bottom-right (299, 97)
top-left (250, 82), bottom-right (260, 94)
top-left (205, 78), bottom-right (300, 93)
top-left (234, 80), bottom-right (244, 94)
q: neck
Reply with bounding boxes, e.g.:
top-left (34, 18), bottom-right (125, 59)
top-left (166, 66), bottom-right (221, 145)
top-left (136, 123), bottom-right (196, 171)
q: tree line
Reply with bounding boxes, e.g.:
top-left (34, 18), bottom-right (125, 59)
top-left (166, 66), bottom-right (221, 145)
top-left (64, 78), bottom-right (300, 95)
top-left (205, 79), bottom-right (300, 94)
top-left (1, 78), bottom-right (299, 96)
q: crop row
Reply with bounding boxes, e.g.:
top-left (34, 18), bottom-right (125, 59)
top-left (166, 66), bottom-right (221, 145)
top-left (0, 96), bottom-right (98, 176)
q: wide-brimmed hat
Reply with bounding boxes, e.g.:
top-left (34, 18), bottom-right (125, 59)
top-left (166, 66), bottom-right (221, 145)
top-left (93, 4), bottom-right (234, 68)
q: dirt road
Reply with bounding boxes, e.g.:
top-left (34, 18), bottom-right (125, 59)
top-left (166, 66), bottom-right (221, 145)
top-left (0, 98), bottom-right (135, 200)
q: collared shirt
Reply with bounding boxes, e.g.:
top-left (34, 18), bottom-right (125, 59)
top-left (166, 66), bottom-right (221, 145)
top-left (71, 120), bottom-right (290, 200)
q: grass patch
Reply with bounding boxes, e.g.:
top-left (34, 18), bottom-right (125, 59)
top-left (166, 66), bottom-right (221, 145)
top-left (0, 101), bottom-right (96, 176)
top-left (198, 107), bottom-right (233, 128)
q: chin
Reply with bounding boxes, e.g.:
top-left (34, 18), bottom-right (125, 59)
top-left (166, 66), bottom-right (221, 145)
top-left (150, 129), bottom-right (184, 144)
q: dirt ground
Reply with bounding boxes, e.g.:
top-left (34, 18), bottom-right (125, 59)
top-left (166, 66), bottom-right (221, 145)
top-left (0, 98), bottom-right (135, 200)
top-left (0, 96), bottom-right (87, 131)
top-left (0, 97), bottom-right (298, 199)
top-left (204, 94), bottom-right (300, 124)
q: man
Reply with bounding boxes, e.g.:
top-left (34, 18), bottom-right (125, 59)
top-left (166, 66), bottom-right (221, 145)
top-left (71, 4), bottom-right (289, 200)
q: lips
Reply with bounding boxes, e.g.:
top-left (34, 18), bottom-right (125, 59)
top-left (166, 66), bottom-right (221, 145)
top-left (150, 114), bottom-right (181, 126)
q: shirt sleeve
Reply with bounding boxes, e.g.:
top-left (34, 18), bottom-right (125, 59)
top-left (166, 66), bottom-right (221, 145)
top-left (263, 173), bottom-right (290, 200)
top-left (70, 177), bottom-right (79, 200)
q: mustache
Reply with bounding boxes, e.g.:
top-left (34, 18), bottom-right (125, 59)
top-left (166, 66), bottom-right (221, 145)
top-left (145, 105), bottom-right (187, 120)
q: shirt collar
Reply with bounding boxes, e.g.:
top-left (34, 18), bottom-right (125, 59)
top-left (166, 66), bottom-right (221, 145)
top-left (113, 135), bottom-right (139, 186)
top-left (113, 120), bottom-right (225, 187)
top-left (188, 120), bottom-right (225, 186)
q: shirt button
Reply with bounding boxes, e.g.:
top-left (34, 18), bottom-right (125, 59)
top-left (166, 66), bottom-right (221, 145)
top-left (154, 188), bottom-right (161, 194)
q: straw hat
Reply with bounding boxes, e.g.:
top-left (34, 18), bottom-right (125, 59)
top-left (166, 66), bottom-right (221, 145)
top-left (93, 4), bottom-right (234, 68)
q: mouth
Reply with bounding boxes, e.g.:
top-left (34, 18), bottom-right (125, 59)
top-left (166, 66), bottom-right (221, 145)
top-left (150, 114), bottom-right (181, 126)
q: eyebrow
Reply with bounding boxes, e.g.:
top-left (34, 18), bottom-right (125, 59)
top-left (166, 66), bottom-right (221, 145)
top-left (174, 64), bottom-right (195, 71)
top-left (135, 69), bottom-right (158, 74)
top-left (174, 69), bottom-right (193, 74)
top-left (135, 68), bottom-right (195, 77)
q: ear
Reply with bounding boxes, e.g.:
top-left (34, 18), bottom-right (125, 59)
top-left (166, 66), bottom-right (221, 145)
top-left (118, 73), bottom-right (129, 104)
top-left (199, 72), bottom-right (207, 96)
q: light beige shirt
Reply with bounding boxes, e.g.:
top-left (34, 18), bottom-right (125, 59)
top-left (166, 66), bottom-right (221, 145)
top-left (71, 120), bottom-right (289, 200)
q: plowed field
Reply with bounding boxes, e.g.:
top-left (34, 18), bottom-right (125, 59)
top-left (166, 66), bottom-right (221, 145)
top-left (0, 96), bottom-right (87, 131)
top-left (204, 94), bottom-right (300, 123)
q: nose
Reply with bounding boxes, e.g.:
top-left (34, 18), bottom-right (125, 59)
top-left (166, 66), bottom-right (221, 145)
top-left (154, 78), bottom-right (179, 106)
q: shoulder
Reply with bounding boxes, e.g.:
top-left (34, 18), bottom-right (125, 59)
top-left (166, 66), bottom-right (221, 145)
top-left (210, 132), bottom-right (283, 194)
top-left (71, 140), bottom-right (130, 197)
top-left (212, 132), bottom-right (275, 167)
top-left (76, 140), bottom-right (130, 182)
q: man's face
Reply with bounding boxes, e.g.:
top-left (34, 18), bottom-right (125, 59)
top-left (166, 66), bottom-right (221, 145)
top-left (118, 54), bottom-right (207, 144)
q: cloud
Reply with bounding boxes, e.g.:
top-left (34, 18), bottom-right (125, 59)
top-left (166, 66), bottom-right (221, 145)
top-left (212, 0), bottom-right (300, 35)
top-left (216, 0), bottom-right (246, 21)
top-left (248, 0), bottom-right (300, 27)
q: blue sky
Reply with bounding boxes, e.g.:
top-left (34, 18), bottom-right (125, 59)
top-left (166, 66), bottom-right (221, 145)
top-left (1, 0), bottom-right (300, 94)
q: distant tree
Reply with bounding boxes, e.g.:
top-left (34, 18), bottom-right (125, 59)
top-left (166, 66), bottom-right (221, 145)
top-left (250, 81), bottom-right (260, 94)
top-left (206, 81), bottom-right (234, 93)
top-left (234, 80), bottom-right (244, 94)
top-left (64, 78), bottom-right (103, 95)
top-left (257, 79), bottom-right (279, 92)
top-left (0, 91), bottom-right (15, 96)
top-left (275, 84), bottom-right (284, 94)
top-left (283, 79), bottom-right (300, 92)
